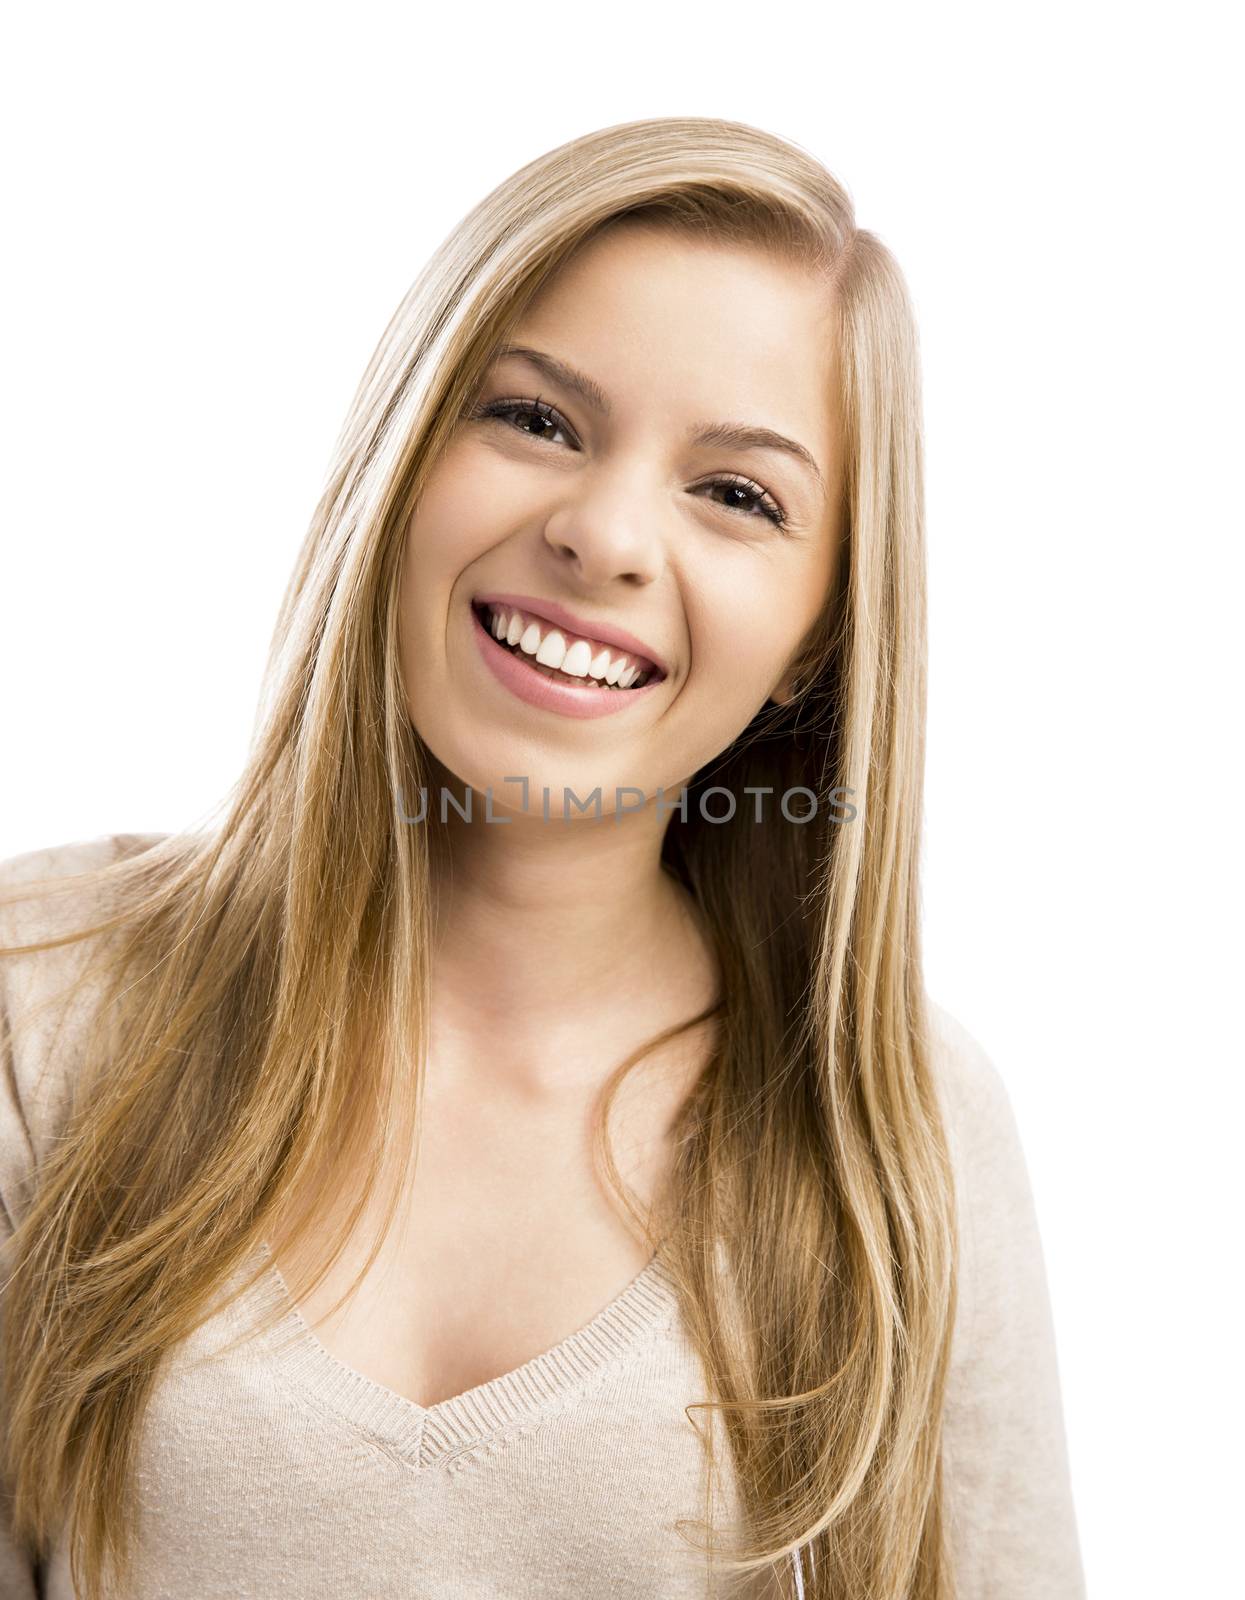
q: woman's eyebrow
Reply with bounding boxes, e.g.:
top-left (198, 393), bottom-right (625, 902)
top-left (490, 342), bottom-right (826, 495)
top-left (495, 343), bottom-right (613, 416)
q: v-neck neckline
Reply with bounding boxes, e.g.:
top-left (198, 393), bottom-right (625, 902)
top-left (241, 1238), bottom-right (681, 1470)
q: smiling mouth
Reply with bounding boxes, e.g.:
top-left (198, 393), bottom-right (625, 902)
top-left (470, 600), bottom-right (660, 691)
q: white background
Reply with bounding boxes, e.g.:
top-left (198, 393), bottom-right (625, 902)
top-left (2, 4), bottom-right (1240, 1592)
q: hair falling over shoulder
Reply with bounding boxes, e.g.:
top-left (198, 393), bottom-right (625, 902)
top-left (0, 116), bottom-right (957, 1600)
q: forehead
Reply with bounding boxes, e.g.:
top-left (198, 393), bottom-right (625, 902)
top-left (506, 222), bottom-right (840, 447)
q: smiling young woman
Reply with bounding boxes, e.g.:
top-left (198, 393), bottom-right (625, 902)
top-left (0, 118), bottom-right (1085, 1599)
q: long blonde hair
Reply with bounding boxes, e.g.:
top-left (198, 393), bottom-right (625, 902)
top-left (0, 115), bottom-right (954, 1599)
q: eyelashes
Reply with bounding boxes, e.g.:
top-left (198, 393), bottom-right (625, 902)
top-left (468, 394), bottom-right (792, 532)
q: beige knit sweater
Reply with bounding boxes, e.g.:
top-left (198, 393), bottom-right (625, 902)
top-left (0, 836), bottom-right (1086, 1599)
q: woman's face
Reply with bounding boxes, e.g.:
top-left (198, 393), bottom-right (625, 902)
top-left (398, 221), bottom-right (844, 817)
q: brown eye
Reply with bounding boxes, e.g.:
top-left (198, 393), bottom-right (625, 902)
top-left (470, 400), bottom-right (789, 532)
top-left (472, 397), bottom-right (575, 448)
top-left (697, 474), bottom-right (788, 529)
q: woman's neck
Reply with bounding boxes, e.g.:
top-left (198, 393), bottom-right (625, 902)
top-left (421, 771), bottom-right (718, 1102)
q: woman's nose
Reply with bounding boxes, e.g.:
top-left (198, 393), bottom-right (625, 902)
top-left (540, 474), bottom-right (666, 586)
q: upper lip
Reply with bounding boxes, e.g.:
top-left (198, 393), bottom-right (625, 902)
top-left (472, 592), bottom-right (670, 679)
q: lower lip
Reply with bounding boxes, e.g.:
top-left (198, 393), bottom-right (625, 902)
top-left (470, 603), bottom-right (664, 721)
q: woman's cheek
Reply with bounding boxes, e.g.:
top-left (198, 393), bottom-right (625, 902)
top-left (691, 621), bottom-right (781, 711)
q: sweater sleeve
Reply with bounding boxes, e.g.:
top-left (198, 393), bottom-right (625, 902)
top-left (929, 1001), bottom-right (1087, 1600)
top-left (0, 834), bottom-right (141, 1600)
top-left (0, 1174), bottom-right (36, 1594)
top-left (0, 846), bottom-right (58, 1599)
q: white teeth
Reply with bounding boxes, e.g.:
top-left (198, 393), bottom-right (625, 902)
top-left (560, 639), bottom-right (593, 677)
top-left (534, 629), bottom-right (568, 670)
top-left (480, 602), bottom-right (655, 689)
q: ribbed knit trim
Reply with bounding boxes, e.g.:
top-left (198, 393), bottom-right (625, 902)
top-left (242, 1238), bottom-right (680, 1470)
